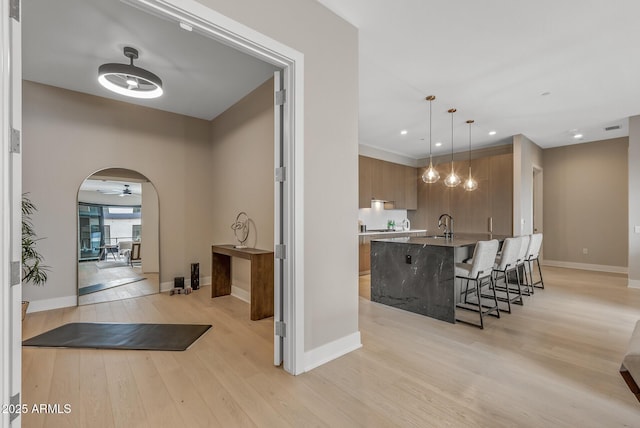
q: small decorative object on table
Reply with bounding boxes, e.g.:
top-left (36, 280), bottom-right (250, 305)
top-left (231, 211), bottom-right (250, 248)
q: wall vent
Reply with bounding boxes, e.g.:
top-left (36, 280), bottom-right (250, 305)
top-left (605, 125), bottom-right (621, 131)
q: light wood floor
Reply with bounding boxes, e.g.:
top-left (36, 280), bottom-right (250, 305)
top-left (22, 266), bottom-right (640, 427)
top-left (78, 261), bottom-right (159, 306)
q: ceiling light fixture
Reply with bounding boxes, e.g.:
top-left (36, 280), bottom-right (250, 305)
top-left (422, 95), bottom-right (440, 184)
top-left (573, 133), bottom-right (583, 139)
top-left (444, 108), bottom-right (461, 188)
top-left (462, 120), bottom-right (478, 192)
top-left (98, 47), bottom-right (163, 99)
top-left (489, 130), bottom-right (497, 136)
top-left (401, 130), bottom-right (408, 135)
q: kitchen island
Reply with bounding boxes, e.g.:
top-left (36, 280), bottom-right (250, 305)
top-left (358, 229), bottom-right (427, 275)
top-left (370, 234), bottom-right (507, 323)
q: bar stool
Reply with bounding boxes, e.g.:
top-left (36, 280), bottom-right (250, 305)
top-left (490, 237), bottom-right (523, 313)
top-left (516, 235), bottom-right (532, 296)
top-left (455, 239), bottom-right (500, 329)
top-left (525, 233), bottom-right (545, 290)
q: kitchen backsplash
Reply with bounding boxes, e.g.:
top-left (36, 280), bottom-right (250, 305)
top-left (359, 205), bottom-right (409, 231)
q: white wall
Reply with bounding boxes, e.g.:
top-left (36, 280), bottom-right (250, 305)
top-left (23, 0), bottom-right (361, 365)
top-left (141, 181), bottom-right (160, 273)
top-left (629, 116), bottom-right (640, 287)
top-left (22, 81), bottom-right (213, 306)
top-left (198, 0), bottom-right (360, 353)
top-left (513, 134), bottom-right (543, 235)
top-left (209, 79), bottom-right (274, 298)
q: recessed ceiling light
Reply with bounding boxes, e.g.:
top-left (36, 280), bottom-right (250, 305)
top-left (489, 131), bottom-right (497, 136)
top-left (574, 134), bottom-right (583, 139)
top-left (400, 130), bottom-right (408, 135)
top-left (435, 142), bottom-right (442, 147)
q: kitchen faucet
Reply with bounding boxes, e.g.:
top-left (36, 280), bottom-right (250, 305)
top-left (438, 214), bottom-right (454, 239)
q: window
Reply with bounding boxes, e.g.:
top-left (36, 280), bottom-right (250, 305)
top-left (132, 224), bottom-right (141, 241)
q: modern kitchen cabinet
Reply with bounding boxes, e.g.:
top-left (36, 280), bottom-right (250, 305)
top-left (359, 155), bottom-right (417, 209)
top-left (409, 150), bottom-right (513, 235)
top-left (404, 166), bottom-right (418, 210)
top-left (488, 153), bottom-right (513, 235)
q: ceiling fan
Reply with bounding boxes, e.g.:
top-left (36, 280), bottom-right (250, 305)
top-left (98, 184), bottom-right (132, 197)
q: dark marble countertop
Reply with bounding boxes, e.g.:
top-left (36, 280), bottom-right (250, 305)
top-left (372, 233), bottom-right (509, 248)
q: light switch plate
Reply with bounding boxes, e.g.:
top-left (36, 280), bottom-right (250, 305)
top-left (635, 225), bottom-right (640, 234)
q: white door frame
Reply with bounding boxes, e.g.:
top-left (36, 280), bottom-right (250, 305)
top-left (1, 0), bottom-right (22, 425)
top-left (124, 0), bottom-right (305, 374)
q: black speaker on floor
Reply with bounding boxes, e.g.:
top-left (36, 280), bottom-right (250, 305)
top-left (191, 263), bottom-right (200, 290)
top-left (174, 276), bottom-right (185, 289)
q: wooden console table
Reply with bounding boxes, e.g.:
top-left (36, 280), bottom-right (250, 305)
top-left (211, 245), bottom-right (274, 320)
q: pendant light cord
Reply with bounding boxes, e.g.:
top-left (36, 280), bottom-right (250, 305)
top-left (429, 99), bottom-right (432, 158)
top-left (426, 95), bottom-right (436, 162)
top-left (466, 119), bottom-right (475, 175)
top-left (468, 121), bottom-right (472, 173)
top-left (449, 108), bottom-right (456, 171)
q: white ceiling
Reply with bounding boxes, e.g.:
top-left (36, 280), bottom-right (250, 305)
top-left (317, 0), bottom-right (640, 158)
top-left (80, 179), bottom-right (142, 196)
top-left (22, 0), bottom-right (278, 121)
top-left (22, 0), bottom-right (640, 160)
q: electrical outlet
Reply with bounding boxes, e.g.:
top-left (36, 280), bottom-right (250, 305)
top-left (582, 248), bottom-right (588, 255)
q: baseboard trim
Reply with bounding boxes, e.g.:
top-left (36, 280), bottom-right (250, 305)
top-left (26, 295), bottom-right (77, 313)
top-left (161, 276), bottom-right (211, 293)
top-left (304, 331), bottom-right (362, 372)
top-left (231, 286), bottom-right (251, 303)
top-left (629, 279), bottom-right (640, 289)
top-left (542, 260), bottom-right (628, 274)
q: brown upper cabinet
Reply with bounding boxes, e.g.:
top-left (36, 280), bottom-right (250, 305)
top-left (359, 156), bottom-right (417, 210)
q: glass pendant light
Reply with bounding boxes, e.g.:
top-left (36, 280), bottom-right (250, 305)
top-left (463, 119), bottom-right (478, 191)
top-left (422, 95), bottom-right (440, 183)
top-left (444, 108), bottom-right (461, 187)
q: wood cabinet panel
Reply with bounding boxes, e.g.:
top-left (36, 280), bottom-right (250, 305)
top-left (412, 153), bottom-right (513, 235)
top-left (359, 156), bottom-right (373, 208)
top-left (359, 156), bottom-right (418, 210)
top-left (452, 157), bottom-right (490, 233)
top-left (359, 237), bottom-right (371, 273)
top-left (489, 153), bottom-right (513, 235)
top-left (404, 165), bottom-right (418, 210)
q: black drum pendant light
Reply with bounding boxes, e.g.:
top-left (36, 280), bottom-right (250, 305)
top-left (98, 47), bottom-right (163, 99)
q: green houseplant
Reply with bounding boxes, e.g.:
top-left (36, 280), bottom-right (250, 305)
top-left (21, 194), bottom-right (49, 318)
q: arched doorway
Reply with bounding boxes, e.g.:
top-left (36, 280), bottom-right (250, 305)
top-left (77, 168), bottom-right (160, 305)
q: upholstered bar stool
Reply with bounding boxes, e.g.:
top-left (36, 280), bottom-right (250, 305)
top-left (455, 239), bottom-right (500, 329)
top-left (516, 235), bottom-right (532, 296)
top-left (525, 233), bottom-right (545, 290)
top-left (490, 236), bottom-right (523, 313)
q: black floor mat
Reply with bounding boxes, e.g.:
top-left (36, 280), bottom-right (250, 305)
top-left (22, 323), bottom-right (211, 351)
